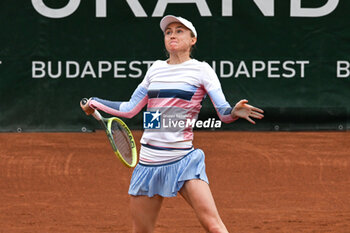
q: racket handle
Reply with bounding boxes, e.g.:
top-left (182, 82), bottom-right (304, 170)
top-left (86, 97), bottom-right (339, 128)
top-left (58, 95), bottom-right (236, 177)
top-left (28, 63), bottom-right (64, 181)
top-left (80, 97), bottom-right (103, 120)
top-left (81, 98), bottom-right (89, 105)
top-left (92, 110), bottom-right (103, 121)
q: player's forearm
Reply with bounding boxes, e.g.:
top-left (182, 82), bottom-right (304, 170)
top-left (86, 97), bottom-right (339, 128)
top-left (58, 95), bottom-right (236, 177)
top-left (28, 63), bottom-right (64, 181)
top-left (89, 97), bottom-right (147, 118)
top-left (89, 85), bottom-right (148, 118)
top-left (207, 89), bottom-right (238, 123)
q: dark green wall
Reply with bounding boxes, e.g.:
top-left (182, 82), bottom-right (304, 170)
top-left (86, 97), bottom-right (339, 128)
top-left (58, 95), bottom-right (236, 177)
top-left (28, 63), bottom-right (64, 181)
top-left (0, 1), bottom-right (349, 131)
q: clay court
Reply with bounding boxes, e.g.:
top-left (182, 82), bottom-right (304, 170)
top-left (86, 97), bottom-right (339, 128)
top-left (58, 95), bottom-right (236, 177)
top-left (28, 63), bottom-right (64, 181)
top-left (1, 131), bottom-right (350, 233)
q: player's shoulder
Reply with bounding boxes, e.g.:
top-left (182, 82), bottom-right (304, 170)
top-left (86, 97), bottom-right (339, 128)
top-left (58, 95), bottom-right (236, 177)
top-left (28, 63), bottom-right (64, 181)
top-left (197, 59), bottom-right (211, 67)
top-left (191, 59), bottom-right (214, 71)
top-left (152, 60), bottom-right (165, 65)
top-left (148, 60), bottom-right (164, 69)
top-left (144, 60), bottom-right (165, 76)
top-left (192, 60), bottom-right (216, 78)
top-left (187, 59), bottom-right (207, 66)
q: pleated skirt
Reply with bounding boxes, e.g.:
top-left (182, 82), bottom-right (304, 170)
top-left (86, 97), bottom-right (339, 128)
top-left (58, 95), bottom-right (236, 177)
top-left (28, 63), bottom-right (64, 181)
top-left (128, 149), bottom-right (209, 197)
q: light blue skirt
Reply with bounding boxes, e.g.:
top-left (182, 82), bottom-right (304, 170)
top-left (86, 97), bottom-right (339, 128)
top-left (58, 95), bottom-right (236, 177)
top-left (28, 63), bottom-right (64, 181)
top-left (128, 149), bottom-right (209, 197)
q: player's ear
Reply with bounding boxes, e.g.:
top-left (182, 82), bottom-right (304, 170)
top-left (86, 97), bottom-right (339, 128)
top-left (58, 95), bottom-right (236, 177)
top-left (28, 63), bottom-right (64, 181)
top-left (191, 37), bottom-right (197, 46)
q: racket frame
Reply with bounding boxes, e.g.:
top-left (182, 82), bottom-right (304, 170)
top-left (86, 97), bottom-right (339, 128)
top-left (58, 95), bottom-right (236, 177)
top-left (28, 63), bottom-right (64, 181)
top-left (92, 110), bottom-right (138, 168)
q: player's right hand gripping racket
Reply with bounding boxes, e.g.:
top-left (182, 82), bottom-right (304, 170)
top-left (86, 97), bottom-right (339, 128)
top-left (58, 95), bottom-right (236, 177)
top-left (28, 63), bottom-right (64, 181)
top-left (81, 98), bottom-right (138, 168)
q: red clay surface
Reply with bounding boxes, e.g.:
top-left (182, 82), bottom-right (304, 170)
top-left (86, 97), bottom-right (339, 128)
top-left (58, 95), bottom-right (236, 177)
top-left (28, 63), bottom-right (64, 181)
top-left (1, 131), bottom-right (350, 233)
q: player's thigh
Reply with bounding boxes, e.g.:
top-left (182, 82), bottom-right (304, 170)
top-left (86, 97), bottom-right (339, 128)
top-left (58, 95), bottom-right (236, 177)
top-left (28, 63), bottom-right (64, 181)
top-left (179, 179), bottom-right (226, 230)
top-left (130, 195), bottom-right (163, 232)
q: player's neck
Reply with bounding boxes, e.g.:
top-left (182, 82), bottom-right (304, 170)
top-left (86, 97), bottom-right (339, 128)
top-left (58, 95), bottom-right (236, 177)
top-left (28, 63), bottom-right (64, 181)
top-left (167, 53), bottom-right (191, 65)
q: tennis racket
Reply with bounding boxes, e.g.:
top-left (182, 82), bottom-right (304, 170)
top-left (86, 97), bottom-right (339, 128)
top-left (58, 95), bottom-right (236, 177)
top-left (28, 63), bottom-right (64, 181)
top-left (81, 98), bottom-right (138, 168)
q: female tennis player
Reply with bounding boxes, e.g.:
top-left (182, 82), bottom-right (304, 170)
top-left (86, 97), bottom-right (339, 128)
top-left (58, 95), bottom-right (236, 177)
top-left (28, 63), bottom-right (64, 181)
top-left (81, 15), bottom-right (264, 233)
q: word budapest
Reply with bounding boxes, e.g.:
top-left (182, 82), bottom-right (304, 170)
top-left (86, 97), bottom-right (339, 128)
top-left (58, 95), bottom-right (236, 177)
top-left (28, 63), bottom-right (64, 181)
top-left (31, 0), bottom-right (339, 18)
top-left (31, 60), bottom-right (310, 79)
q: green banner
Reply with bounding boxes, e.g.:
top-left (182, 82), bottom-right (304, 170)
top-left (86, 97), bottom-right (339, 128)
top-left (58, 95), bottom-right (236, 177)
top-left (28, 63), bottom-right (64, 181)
top-left (0, 0), bottom-right (349, 131)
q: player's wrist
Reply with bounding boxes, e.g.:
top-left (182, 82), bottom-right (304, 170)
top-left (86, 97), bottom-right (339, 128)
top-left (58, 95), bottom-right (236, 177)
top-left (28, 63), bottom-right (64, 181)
top-left (230, 108), bottom-right (238, 118)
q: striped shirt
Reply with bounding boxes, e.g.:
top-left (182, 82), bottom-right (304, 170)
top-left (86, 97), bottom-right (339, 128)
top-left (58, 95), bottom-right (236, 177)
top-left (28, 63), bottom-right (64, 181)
top-left (89, 59), bottom-right (237, 165)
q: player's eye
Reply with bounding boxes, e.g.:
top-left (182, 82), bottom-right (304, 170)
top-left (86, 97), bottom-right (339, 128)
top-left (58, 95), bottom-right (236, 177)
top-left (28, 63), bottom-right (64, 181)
top-left (176, 29), bottom-right (183, 33)
top-left (165, 30), bottom-right (171, 35)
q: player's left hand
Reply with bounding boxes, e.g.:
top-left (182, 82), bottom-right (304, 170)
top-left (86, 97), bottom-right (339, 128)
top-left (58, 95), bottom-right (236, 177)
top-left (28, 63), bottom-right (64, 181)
top-left (231, 99), bottom-right (264, 124)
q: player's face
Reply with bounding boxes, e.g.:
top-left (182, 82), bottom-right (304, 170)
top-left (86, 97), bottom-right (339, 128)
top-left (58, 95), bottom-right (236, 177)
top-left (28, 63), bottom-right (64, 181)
top-left (164, 22), bottom-right (197, 55)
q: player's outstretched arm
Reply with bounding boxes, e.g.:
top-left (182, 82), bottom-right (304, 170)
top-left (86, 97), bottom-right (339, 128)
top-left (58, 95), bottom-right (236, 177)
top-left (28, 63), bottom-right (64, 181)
top-left (231, 99), bottom-right (264, 124)
top-left (83, 85), bottom-right (148, 119)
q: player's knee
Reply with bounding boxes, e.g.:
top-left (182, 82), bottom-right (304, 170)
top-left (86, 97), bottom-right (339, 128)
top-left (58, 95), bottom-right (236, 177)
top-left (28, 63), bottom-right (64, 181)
top-left (132, 221), bottom-right (154, 233)
top-left (207, 226), bottom-right (226, 233)
top-left (205, 219), bottom-right (228, 233)
top-left (132, 225), bottom-right (153, 233)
